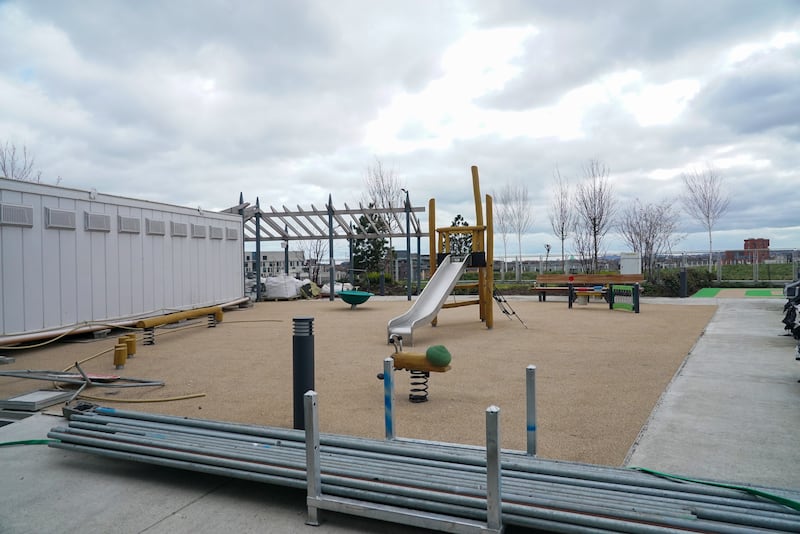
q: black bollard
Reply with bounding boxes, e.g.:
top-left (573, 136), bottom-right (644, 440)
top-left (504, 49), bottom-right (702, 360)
top-left (679, 268), bottom-right (688, 298)
top-left (292, 316), bottom-right (315, 430)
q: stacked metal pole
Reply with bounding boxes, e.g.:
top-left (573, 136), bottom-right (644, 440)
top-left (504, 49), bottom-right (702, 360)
top-left (49, 406), bottom-right (800, 533)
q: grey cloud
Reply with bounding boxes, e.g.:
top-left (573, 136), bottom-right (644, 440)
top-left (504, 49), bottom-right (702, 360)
top-left (692, 47), bottom-right (800, 137)
top-left (13, 1), bottom-right (460, 166)
top-left (1, 1), bottom-right (798, 250)
top-left (474, 1), bottom-right (800, 110)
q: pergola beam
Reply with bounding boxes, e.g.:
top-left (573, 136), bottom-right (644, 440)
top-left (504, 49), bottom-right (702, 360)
top-left (235, 200), bottom-right (427, 242)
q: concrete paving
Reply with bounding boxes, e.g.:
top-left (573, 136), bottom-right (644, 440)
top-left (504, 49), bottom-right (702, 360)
top-left (0, 413), bottom-right (432, 534)
top-left (1, 296), bottom-right (799, 533)
top-left (625, 297), bottom-right (800, 491)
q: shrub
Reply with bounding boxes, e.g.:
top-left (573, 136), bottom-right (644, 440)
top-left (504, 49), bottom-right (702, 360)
top-left (364, 271), bottom-right (392, 286)
top-left (644, 268), bottom-right (713, 297)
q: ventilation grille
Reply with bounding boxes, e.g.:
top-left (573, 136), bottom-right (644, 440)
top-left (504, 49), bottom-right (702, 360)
top-left (190, 223), bottom-right (206, 238)
top-left (146, 219), bottom-right (166, 235)
top-left (0, 203), bottom-right (34, 227)
top-left (85, 212), bottom-right (111, 232)
top-left (209, 226), bottom-right (224, 239)
top-left (171, 221), bottom-right (188, 237)
top-left (45, 207), bottom-right (76, 230)
top-left (225, 227), bottom-right (239, 240)
top-left (118, 216), bottom-right (141, 234)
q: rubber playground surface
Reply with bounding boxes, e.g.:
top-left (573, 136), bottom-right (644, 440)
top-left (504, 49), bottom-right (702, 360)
top-left (692, 287), bottom-right (786, 298)
top-left (0, 296), bottom-right (718, 467)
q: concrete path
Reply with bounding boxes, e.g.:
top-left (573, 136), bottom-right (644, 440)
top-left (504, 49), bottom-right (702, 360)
top-left (0, 413), bottom-right (431, 534)
top-left (626, 297), bottom-right (800, 491)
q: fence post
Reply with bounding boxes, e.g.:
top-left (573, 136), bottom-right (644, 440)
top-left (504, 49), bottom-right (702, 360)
top-left (485, 406), bottom-right (502, 532)
top-left (304, 391), bottom-right (321, 526)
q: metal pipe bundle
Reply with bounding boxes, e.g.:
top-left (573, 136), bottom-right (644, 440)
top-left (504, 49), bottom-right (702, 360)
top-left (49, 407), bottom-right (800, 533)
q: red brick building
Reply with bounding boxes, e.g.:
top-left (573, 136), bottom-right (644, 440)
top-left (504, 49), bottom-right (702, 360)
top-left (723, 238), bottom-right (770, 264)
top-left (744, 238), bottom-right (770, 262)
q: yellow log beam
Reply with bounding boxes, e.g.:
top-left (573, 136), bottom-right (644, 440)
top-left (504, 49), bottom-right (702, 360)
top-left (442, 299), bottom-right (480, 308)
top-left (135, 306), bottom-right (223, 329)
top-left (393, 352), bottom-right (451, 373)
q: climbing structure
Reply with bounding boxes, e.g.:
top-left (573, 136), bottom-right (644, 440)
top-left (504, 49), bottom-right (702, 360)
top-left (428, 165), bottom-right (494, 330)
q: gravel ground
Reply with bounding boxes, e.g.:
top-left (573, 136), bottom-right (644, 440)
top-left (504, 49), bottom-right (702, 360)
top-left (0, 296), bottom-right (716, 466)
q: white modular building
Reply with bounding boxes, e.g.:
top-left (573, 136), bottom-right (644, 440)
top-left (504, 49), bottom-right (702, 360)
top-left (0, 178), bottom-right (244, 340)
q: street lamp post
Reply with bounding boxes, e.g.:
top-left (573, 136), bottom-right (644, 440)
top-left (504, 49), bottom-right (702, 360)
top-left (349, 223), bottom-right (354, 286)
top-left (402, 188), bottom-right (411, 301)
top-left (284, 224), bottom-right (289, 275)
top-left (255, 197), bottom-right (262, 301)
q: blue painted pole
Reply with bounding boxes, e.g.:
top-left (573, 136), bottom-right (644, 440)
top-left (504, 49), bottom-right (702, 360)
top-left (383, 357), bottom-right (395, 440)
top-left (526, 365), bottom-right (537, 456)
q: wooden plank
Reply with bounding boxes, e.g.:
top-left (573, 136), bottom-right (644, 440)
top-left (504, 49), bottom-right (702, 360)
top-left (535, 274), bottom-right (644, 286)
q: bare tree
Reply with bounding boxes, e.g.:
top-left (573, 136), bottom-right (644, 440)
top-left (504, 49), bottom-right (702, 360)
top-left (574, 160), bottom-right (616, 273)
top-left (548, 167), bottom-right (575, 273)
top-left (300, 239), bottom-right (328, 284)
top-left (505, 183), bottom-right (533, 281)
top-left (0, 141), bottom-right (42, 182)
top-left (362, 158), bottom-right (404, 232)
top-left (362, 158), bottom-right (405, 277)
top-left (571, 219), bottom-right (594, 273)
top-left (618, 198), bottom-right (684, 278)
top-left (680, 166), bottom-right (730, 271)
top-left (491, 185), bottom-right (513, 280)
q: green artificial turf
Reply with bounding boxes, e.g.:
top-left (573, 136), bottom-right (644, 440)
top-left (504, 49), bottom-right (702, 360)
top-left (691, 288), bottom-right (721, 298)
top-left (745, 289), bottom-right (780, 297)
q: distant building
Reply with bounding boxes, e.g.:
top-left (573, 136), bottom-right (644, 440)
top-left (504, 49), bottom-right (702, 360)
top-left (744, 238), bottom-right (770, 262)
top-left (723, 238), bottom-right (770, 264)
top-left (244, 250), bottom-right (305, 277)
top-left (394, 251), bottom-right (430, 281)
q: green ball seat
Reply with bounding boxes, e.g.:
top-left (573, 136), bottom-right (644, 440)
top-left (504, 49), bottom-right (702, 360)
top-left (425, 345), bottom-right (452, 367)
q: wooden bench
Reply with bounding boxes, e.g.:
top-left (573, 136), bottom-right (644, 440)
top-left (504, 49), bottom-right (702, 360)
top-left (533, 274), bottom-right (644, 302)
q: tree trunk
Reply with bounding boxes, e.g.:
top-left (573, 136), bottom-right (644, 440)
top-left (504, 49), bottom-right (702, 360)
top-left (707, 228), bottom-right (713, 272)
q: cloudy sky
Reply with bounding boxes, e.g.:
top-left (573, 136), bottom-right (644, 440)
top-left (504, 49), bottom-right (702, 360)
top-left (2, 1), bottom-right (799, 259)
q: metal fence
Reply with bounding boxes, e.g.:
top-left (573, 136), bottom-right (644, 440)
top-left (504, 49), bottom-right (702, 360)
top-left (494, 248), bottom-right (799, 283)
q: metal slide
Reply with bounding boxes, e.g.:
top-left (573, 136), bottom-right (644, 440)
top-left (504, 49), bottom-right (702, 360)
top-left (387, 255), bottom-right (468, 346)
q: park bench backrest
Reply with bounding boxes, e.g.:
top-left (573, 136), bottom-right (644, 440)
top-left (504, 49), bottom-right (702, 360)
top-left (535, 274), bottom-right (644, 287)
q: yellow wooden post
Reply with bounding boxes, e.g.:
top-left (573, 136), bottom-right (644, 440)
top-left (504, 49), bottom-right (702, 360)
top-left (428, 198), bottom-right (437, 279)
top-left (471, 166), bottom-right (484, 226)
top-left (485, 194), bottom-right (494, 329)
top-left (425, 166), bottom-right (495, 330)
top-left (471, 166), bottom-right (486, 322)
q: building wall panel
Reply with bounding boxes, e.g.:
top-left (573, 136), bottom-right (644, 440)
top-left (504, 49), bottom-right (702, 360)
top-left (59, 222), bottom-right (79, 327)
top-left (22, 192), bottom-right (45, 331)
top-left (1, 226), bottom-right (25, 334)
top-left (0, 179), bottom-right (244, 338)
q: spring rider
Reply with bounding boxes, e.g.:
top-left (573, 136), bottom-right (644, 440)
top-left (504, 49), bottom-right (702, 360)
top-left (377, 334), bottom-right (452, 402)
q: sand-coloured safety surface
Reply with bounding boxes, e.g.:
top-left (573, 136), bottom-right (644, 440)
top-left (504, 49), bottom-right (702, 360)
top-left (0, 297), bottom-right (717, 466)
